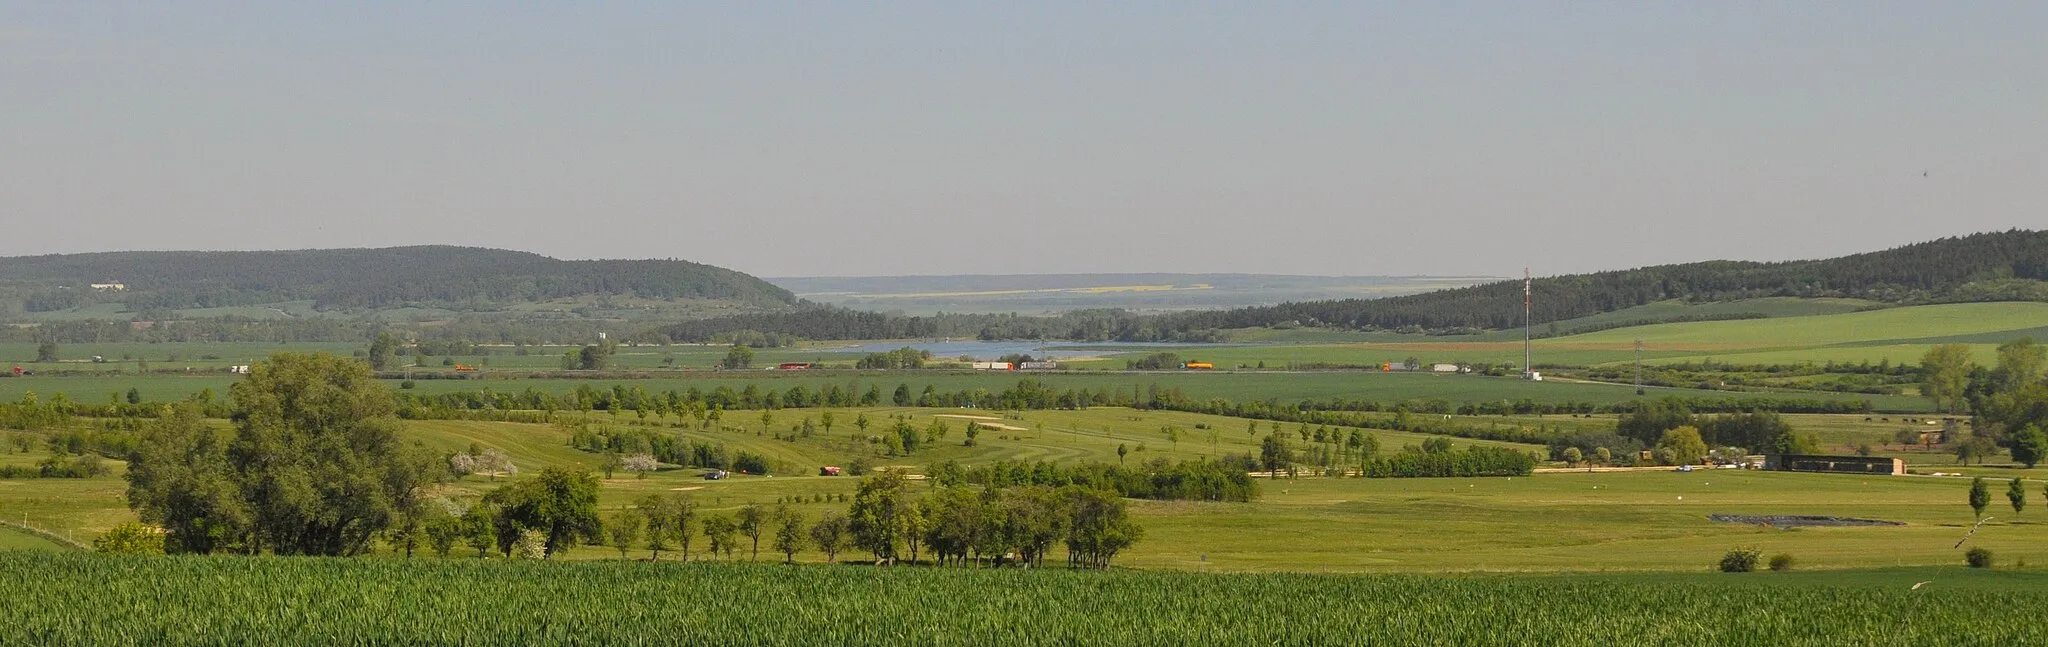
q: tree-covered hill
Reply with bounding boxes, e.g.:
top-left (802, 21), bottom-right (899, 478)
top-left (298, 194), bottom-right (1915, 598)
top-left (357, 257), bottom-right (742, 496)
top-left (0, 246), bottom-right (797, 312)
top-left (652, 230), bottom-right (2048, 342)
top-left (1152, 229), bottom-right (2048, 334)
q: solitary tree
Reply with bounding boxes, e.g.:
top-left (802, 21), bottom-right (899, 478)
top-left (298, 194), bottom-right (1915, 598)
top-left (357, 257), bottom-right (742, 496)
top-left (1920, 344), bottom-right (1975, 414)
top-left (462, 506), bottom-right (497, 558)
top-left (608, 509), bottom-right (644, 559)
top-left (1969, 477), bottom-right (1991, 519)
top-left (1994, 337), bottom-right (2046, 393)
top-left (367, 332), bottom-right (400, 371)
top-left (2010, 424), bottom-right (2047, 469)
top-left (673, 498), bottom-right (698, 561)
top-left (772, 505), bottom-right (805, 564)
top-left (484, 467), bottom-right (603, 558)
top-left (125, 353), bottom-right (441, 556)
top-left (424, 514), bottom-right (462, 558)
top-left (638, 494), bottom-right (675, 561)
top-left (1655, 426), bottom-right (1709, 466)
top-left (2009, 477), bottom-right (2027, 517)
top-left (623, 454), bottom-right (659, 478)
top-left (848, 471), bottom-right (914, 563)
top-left (721, 345), bottom-right (754, 369)
top-left (703, 514), bottom-right (738, 560)
top-left (737, 504), bottom-right (767, 561)
top-left (810, 511), bottom-right (851, 563)
top-left (35, 341), bottom-right (58, 363)
top-left (1259, 435), bottom-right (1291, 479)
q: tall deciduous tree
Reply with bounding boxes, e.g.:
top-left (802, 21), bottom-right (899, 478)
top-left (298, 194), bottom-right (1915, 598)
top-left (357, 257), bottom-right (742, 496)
top-left (1259, 435), bottom-right (1291, 479)
top-left (673, 498), bottom-right (698, 561)
top-left (1995, 337), bottom-right (2047, 392)
top-left (703, 514), bottom-right (738, 560)
top-left (608, 509), bottom-right (644, 559)
top-left (721, 345), bottom-right (754, 369)
top-left (848, 471), bottom-right (916, 563)
top-left (483, 467), bottom-right (603, 558)
top-left (124, 403), bottom-right (247, 554)
top-left (772, 505), bottom-right (805, 564)
top-left (638, 494), bottom-right (675, 561)
top-left (809, 511), bottom-right (851, 563)
top-left (2008, 477), bottom-right (2027, 517)
top-left (1656, 426), bottom-right (1709, 466)
top-left (1921, 344), bottom-right (1975, 414)
top-left (2011, 424), bottom-right (2048, 469)
top-left (1969, 476), bottom-right (1990, 519)
top-left (367, 332), bottom-right (400, 371)
top-left (127, 353), bottom-right (440, 556)
top-left (737, 504), bottom-right (767, 562)
top-left (1061, 486), bottom-right (1142, 569)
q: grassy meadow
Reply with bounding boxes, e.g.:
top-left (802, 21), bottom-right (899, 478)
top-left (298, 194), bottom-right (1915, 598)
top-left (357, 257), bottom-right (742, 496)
top-left (5, 405), bottom-right (2044, 574)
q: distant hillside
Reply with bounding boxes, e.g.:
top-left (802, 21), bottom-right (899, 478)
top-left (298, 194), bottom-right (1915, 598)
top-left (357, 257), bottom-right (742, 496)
top-left (655, 230), bottom-right (2048, 343)
top-left (1154, 229), bottom-right (2048, 334)
top-left (768, 273), bottom-right (1497, 314)
top-left (0, 246), bottom-right (797, 313)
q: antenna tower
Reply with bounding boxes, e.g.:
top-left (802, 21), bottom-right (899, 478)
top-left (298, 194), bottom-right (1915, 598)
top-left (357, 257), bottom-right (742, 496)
top-left (1522, 268), bottom-right (1532, 380)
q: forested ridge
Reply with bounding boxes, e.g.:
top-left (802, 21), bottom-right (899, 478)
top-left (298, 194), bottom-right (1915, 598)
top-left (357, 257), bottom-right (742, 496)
top-left (0, 246), bottom-right (797, 311)
top-left (1156, 229), bottom-right (2048, 333)
top-left (651, 230), bottom-right (2048, 342)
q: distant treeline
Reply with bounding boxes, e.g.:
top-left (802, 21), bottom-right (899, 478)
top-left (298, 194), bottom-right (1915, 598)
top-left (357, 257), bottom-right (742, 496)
top-left (0, 246), bottom-right (796, 312)
top-left (932, 459), bottom-right (1257, 503)
top-left (650, 306), bottom-right (1226, 344)
top-left (638, 230), bottom-right (2048, 341)
top-left (1361, 445), bottom-right (1536, 478)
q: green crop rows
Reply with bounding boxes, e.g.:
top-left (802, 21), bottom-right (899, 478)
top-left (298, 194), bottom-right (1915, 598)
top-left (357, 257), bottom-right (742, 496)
top-left (3, 553), bottom-right (2042, 646)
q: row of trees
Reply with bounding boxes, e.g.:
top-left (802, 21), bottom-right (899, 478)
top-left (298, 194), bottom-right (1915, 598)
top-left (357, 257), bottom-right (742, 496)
top-left (1965, 476), bottom-right (2047, 521)
top-left (124, 354), bottom-right (441, 555)
top-left (842, 471), bottom-right (1141, 568)
top-left (411, 470), bottom-right (1150, 570)
top-left (1359, 444), bottom-right (1537, 478)
top-left (1613, 402), bottom-right (1809, 452)
top-left (109, 351), bottom-right (1149, 568)
top-left (927, 458), bottom-right (1257, 503)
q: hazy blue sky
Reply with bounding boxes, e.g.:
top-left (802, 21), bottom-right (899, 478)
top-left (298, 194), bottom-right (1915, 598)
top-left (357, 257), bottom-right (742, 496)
top-left (4, 2), bottom-right (2043, 278)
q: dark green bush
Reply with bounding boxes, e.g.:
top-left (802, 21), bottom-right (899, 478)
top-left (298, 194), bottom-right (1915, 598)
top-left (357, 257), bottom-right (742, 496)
top-left (1966, 547), bottom-right (1993, 568)
top-left (1719, 547), bottom-right (1761, 573)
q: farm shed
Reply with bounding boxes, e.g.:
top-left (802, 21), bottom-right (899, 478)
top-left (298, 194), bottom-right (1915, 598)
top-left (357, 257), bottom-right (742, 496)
top-left (1763, 454), bottom-right (1905, 476)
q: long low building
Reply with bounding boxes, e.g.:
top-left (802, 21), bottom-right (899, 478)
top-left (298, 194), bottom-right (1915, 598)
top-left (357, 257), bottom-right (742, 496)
top-left (1763, 454), bottom-right (1905, 476)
